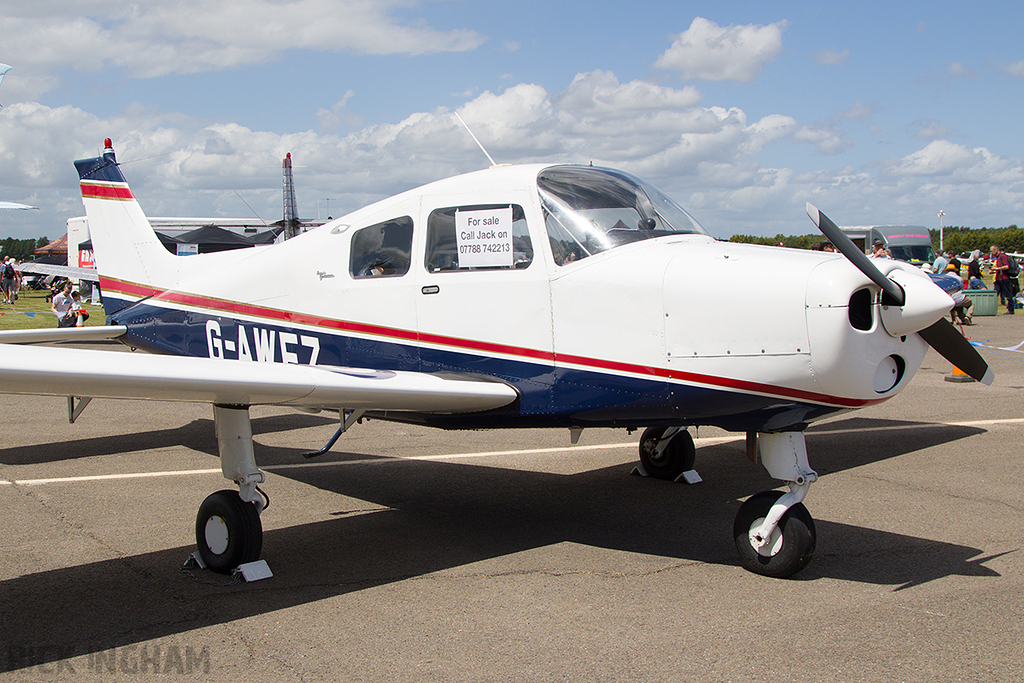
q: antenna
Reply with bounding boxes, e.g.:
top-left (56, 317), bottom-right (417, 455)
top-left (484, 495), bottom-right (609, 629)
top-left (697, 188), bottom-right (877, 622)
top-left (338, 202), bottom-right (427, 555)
top-left (453, 112), bottom-right (497, 167)
top-left (232, 191), bottom-right (269, 228)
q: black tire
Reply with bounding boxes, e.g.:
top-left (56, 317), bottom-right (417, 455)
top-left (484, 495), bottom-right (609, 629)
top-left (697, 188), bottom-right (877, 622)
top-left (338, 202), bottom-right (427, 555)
top-left (638, 426), bottom-right (696, 480)
top-left (733, 490), bottom-right (815, 578)
top-left (195, 489), bottom-right (263, 574)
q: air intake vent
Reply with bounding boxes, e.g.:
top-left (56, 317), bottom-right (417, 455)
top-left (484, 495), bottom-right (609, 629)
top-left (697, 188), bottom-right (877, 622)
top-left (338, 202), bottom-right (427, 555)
top-left (849, 288), bottom-right (873, 331)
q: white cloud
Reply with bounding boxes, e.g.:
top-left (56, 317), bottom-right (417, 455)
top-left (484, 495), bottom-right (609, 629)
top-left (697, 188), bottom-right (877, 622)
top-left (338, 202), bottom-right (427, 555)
top-left (945, 61), bottom-right (977, 79)
top-left (654, 17), bottom-right (787, 82)
top-left (0, 0), bottom-right (485, 95)
top-left (792, 125), bottom-right (850, 155)
top-left (315, 91), bottom-right (361, 133)
top-left (834, 101), bottom-right (874, 123)
top-left (1000, 59), bottom-right (1024, 78)
top-left (814, 49), bottom-right (849, 66)
top-left (1, 66), bottom-right (1022, 241)
top-left (884, 140), bottom-right (1022, 183)
top-left (909, 119), bottom-right (957, 140)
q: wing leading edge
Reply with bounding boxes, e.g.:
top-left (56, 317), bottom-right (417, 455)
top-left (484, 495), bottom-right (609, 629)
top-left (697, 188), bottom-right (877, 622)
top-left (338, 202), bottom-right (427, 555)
top-left (0, 345), bottom-right (518, 413)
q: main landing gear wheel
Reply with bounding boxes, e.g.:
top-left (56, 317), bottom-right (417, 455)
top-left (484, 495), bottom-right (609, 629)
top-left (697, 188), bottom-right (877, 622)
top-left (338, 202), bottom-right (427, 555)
top-left (733, 490), bottom-right (816, 578)
top-left (638, 426), bottom-right (696, 480)
top-left (195, 490), bottom-right (263, 574)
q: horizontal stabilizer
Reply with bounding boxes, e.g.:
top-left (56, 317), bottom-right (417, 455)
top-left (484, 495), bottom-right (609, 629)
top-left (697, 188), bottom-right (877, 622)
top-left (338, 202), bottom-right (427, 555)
top-left (17, 262), bottom-right (99, 282)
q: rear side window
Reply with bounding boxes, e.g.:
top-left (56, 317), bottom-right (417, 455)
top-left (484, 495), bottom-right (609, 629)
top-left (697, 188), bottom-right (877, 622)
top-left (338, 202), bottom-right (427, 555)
top-left (425, 204), bottom-right (533, 272)
top-left (350, 217), bottom-right (413, 278)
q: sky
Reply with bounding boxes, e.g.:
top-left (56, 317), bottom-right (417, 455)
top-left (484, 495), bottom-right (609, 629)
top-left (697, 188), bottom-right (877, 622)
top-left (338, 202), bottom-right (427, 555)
top-left (0, 0), bottom-right (1022, 241)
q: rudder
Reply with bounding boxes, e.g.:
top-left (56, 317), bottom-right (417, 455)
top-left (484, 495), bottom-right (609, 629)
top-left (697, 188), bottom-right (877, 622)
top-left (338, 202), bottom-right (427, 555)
top-left (75, 139), bottom-right (178, 299)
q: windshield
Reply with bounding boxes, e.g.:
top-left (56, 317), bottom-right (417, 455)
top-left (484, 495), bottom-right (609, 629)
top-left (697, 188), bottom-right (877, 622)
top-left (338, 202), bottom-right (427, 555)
top-left (538, 166), bottom-right (706, 265)
top-left (888, 244), bottom-right (936, 264)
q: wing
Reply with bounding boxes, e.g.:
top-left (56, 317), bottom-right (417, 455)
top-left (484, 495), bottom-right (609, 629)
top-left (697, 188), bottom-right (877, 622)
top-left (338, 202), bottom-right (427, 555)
top-left (0, 344), bottom-right (518, 413)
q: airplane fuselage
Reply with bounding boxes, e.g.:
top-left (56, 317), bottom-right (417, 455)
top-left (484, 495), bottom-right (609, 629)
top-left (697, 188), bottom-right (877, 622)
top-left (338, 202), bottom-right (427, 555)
top-left (93, 163), bottom-right (928, 433)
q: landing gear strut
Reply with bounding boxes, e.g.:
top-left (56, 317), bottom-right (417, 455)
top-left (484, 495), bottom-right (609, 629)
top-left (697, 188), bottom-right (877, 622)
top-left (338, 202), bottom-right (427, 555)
top-left (734, 431), bottom-right (818, 578)
top-left (194, 405), bottom-right (267, 575)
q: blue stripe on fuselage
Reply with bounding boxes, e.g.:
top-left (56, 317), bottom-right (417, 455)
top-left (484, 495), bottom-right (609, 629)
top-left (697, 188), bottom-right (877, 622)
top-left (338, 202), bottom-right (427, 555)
top-left (102, 298), bottom-right (843, 431)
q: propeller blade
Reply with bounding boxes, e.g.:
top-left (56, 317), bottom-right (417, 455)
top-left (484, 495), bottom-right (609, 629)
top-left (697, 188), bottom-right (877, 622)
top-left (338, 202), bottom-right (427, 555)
top-left (918, 318), bottom-right (993, 385)
top-left (806, 202), bottom-right (905, 306)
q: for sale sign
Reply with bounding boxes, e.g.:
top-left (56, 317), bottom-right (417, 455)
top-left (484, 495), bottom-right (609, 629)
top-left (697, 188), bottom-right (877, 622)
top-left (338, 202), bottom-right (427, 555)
top-left (455, 207), bottom-right (513, 268)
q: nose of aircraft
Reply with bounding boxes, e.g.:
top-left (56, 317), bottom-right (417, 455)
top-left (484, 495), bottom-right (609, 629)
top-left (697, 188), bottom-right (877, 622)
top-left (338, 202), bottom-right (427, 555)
top-left (873, 262), bottom-right (955, 337)
top-left (807, 202), bottom-right (992, 385)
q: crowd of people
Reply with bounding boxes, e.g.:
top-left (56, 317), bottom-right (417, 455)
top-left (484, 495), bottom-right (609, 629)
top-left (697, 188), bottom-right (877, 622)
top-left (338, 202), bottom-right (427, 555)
top-left (873, 241), bottom-right (1020, 319)
top-left (812, 237), bottom-right (1020, 322)
top-left (0, 258), bottom-right (93, 327)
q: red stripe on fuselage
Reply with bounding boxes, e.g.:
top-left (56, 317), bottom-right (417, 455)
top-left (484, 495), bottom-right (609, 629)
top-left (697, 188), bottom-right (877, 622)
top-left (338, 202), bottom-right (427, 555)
top-left (98, 276), bottom-right (887, 409)
top-left (80, 182), bottom-right (134, 201)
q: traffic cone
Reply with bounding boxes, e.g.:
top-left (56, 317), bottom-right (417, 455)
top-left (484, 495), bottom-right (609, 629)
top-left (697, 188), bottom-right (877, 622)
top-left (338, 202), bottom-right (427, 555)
top-left (945, 326), bottom-right (977, 382)
top-left (945, 365), bottom-right (975, 383)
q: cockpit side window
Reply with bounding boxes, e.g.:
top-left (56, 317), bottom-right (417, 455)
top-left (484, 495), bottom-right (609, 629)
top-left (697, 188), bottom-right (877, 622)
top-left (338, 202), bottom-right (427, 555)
top-left (425, 203), bottom-right (533, 272)
top-left (349, 216), bottom-right (413, 279)
top-left (538, 166), bottom-right (706, 266)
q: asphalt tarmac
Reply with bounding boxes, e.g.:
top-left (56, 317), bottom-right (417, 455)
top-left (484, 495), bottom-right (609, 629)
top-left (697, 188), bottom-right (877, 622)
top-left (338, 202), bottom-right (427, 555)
top-left (1, 315), bottom-right (1022, 682)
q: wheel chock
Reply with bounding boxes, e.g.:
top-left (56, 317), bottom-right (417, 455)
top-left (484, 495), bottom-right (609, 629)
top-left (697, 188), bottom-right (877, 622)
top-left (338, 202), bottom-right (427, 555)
top-left (185, 551), bottom-right (207, 570)
top-left (631, 465), bottom-right (702, 484)
top-left (233, 560), bottom-right (273, 582)
top-left (675, 469), bottom-right (703, 484)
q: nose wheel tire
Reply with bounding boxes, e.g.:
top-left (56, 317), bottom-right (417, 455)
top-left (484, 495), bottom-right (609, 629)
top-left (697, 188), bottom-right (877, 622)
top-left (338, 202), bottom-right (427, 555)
top-left (733, 490), bottom-right (816, 578)
top-left (638, 426), bottom-right (696, 480)
top-left (195, 489), bottom-right (263, 574)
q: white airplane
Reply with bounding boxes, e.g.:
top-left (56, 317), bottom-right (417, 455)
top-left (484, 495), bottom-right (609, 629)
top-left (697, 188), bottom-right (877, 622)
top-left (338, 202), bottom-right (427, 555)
top-left (0, 139), bottom-right (991, 579)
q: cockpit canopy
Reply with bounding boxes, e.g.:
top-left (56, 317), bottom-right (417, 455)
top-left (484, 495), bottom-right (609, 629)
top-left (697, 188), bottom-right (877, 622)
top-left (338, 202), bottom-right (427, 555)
top-left (538, 166), bottom-right (707, 266)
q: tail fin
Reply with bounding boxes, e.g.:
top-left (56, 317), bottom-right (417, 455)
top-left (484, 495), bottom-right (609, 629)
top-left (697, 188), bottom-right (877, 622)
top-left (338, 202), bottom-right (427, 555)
top-left (74, 139), bottom-right (178, 293)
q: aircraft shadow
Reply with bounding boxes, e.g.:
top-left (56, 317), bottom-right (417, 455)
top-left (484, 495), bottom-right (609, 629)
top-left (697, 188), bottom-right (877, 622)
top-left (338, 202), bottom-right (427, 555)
top-left (0, 418), bottom-right (1001, 671)
top-left (0, 413), bottom-right (335, 466)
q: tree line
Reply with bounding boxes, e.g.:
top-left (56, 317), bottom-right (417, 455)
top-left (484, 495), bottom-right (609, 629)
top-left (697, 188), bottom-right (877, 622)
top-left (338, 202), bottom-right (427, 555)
top-left (929, 225), bottom-right (1024, 254)
top-left (730, 225), bottom-right (1024, 253)
top-left (0, 237), bottom-right (50, 260)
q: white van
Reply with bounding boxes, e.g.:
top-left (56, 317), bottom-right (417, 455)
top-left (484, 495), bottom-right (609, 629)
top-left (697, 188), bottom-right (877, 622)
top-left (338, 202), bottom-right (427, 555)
top-left (840, 225), bottom-right (936, 266)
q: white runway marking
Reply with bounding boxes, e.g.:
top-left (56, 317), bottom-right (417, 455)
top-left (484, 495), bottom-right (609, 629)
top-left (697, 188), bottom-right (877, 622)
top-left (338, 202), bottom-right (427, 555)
top-left (1, 418), bottom-right (1020, 487)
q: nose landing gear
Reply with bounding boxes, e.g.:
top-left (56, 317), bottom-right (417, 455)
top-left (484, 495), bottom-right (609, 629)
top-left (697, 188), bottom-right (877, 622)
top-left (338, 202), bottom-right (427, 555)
top-left (734, 431), bottom-right (818, 578)
top-left (734, 489), bottom-right (816, 578)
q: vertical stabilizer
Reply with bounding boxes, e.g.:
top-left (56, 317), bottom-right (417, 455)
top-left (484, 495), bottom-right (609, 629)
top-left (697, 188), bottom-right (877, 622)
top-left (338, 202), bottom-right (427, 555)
top-left (74, 139), bottom-right (178, 291)
top-left (281, 152), bottom-right (300, 240)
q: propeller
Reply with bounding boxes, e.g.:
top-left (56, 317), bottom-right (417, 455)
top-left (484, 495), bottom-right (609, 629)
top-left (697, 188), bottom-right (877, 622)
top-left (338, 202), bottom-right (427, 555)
top-left (807, 203), bottom-right (993, 385)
